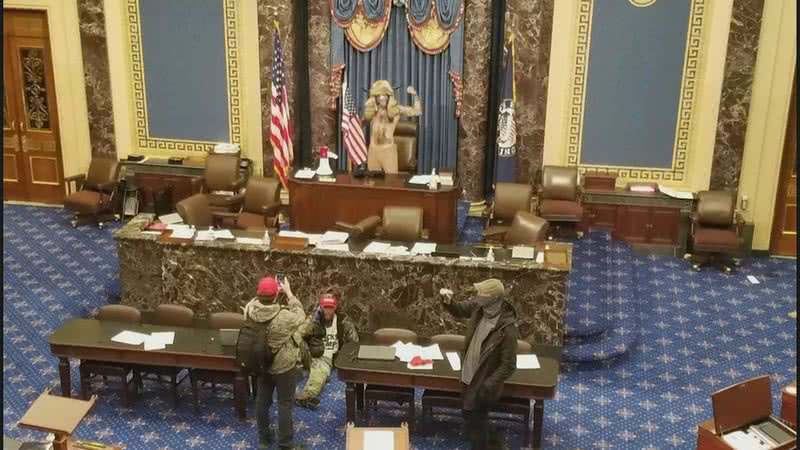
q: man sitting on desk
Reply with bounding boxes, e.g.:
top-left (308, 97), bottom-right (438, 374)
top-left (441, 279), bottom-right (519, 450)
top-left (296, 294), bottom-right (359, 409)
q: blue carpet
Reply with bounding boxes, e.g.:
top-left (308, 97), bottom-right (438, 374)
top-left (3, 204), bottom-right (796, 449)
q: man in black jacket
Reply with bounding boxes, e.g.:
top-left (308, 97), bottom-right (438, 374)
top-left (441, 278), bottom-right (519, 450)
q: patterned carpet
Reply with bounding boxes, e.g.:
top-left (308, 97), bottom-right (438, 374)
top-left (3, 204), bottom-right (796, 449)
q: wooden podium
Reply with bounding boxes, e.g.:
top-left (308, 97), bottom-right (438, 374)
top-left (17, 390), bottom-right (122, 450)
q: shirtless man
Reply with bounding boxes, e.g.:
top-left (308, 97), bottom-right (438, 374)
top-left (363, 80), bottom-right (422, 174)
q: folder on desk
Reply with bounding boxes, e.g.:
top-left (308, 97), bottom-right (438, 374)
top-left (357, 345), bottom-right (396, 361)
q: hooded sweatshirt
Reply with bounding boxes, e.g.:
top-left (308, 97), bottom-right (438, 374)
top-left (243, 293), bottom-right (306, 375)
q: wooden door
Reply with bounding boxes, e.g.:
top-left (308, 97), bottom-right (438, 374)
top-left (2, 10), bottom-right (64, 204)
top-left (769, 75), bottom-right (797, 256)
top-left (620, 206), bottom-right (650, 243)
top-left (649, 207), bottom-right (680, 245)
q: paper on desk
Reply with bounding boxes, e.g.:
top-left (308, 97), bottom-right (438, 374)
top-left (279, 230), bottom-right (308, 239)
top-left (294, 168), bottom-right (316, 179)
top-left (407, 360), bottom-right (433, 370)
top-left (535, 251), bottom-right (545, 264)
top-left (171, 228), bottom-right (196, 239)
top-left (446, 352), bottom-right (461, 371)
top-left (408, 175), bottom-right (431, 185)
top-left (516, 354), bottom-right (540, 369)
top-left (213, 229), bottom-right (235, 240)
top-left (511, 246), bottom-right (535, 259)
top-left (362, 241), bottom-right (391, 254)
top-left (385, 246), bottom-right (410, 256)
top-left (421, 344), bottom-right (444, 360)
top-left (195, 230), bottom-right (215, 241)
top-left (158, 213), bottom-right (183, 225)
top-left (411, 242), bottom-right (437, 255)
top-left (143, 336), bottom-right (166, 351)
top-left (320, 230), bottom-right (349, 244)
top-left (657, 184), bottom-right (694, 200)
top-left (363, 430), bottom-right (394, 450)
top-left (439, 176), bottom-right (454, 187)
top-left (166, 224), bottom-right (192, 231)
top-left (305, 234), bottom-right (323, 246)
top-left (150, 331), bottom-right (175, 345)
top-left (316, 243), bottom-right (350, 252)
top-left (111, 330), bottom-right (150, 345)
top-left (390, 341), bottom-right (444, 362)
top-left (236, 237), bottom-right (266, 245)
top-left (141, 230), bottom-right (163, 235)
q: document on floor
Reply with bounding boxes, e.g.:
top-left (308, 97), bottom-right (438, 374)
top-left (446, 352), bottom-right (461, 371)
top-left (111, 331), bottom-right (150, 345)
top-left (516, 354), bottom-right (540, 369)
top-left (747, 275), bottom-right (760, 285)
top-left (363, 430), bottom-right (394, 450)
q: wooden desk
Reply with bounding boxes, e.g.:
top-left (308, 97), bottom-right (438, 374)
top-left (49, 319), bottom-right (247, 419)
top-left (782, 381), bottom-right (797, 429)
top-left (288, 173), bottom-right (459, 243)
top-left (335, 341), bottom-right (561, 450)
top-left (120, 158), bottom-right (206, 209)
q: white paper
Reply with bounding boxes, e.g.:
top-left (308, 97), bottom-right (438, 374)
top-left (362, 430), bottom-right (394, 450)
top-left (446, 352), bottom-right (461, 371)
top-left (278, 230), bottom-right (308, 239)
top-left (195, 230), bottom-right (215, 241)
top-left (439, 176), bottom-right (454, 187)
top-left (170, 228), bottom-right (196, 239)
top-left (746, 275), bottom-right (760, 285)
top-left (320, 231), bottom-right (349, 244)
top-left (213, 229), bottom-right (235, 240)
top-left (420, 344), bottom-right (444, 361)
top-left (111, 331), bottom-right (149, 345)
top-left (407, 360), bottom-right (434, 370)
top-left (658, 184), bottom-right (695, 200)
top-left (158, 213), bottom-right (183, 225)
top-left (535, 251), bottom-right (545, 264)
top-left (516, 354), bottom-right (540, 369)
top-left (294, 168), bottom-right (316, 179)
top-left (236, 237), bottom-right (266, 245)
top-left (511, 246), bottom-right (535, 259)
top-left (166, 224), bottom-right (192, 231)
top-left (410, 242), bottom-right (437, 255)
top-left (408, 175), bottom-right (431, 185)
top-left (316, 243), bottom-right (350, 252)
top-left (143, 336), bottom-right (166, 351)
top-left (150, 331), bottom-right (175, 345)
top-left (390, 341), bottom-right (443, 362)
top-left (362, 241), bottom-right (391, 254)
top-left (385, 246), bottom-right (410, 256)
top-left (141, 230), bottom-right (163, 235)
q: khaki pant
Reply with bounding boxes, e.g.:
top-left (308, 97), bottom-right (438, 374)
top-left (367, 143), bottom-right (399, 174)
top-left (297, 355), bottom-right (333, 401)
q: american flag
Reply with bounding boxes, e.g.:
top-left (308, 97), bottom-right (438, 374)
top-left (270, 28), bottom-right (293, 189)
top-left (341, 81), bottom-right (367, 165)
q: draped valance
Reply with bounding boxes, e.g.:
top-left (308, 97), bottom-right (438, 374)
top-left (330, 0), bottom-right (464, 54)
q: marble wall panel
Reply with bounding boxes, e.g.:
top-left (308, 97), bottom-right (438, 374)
top-left (308, 1), bottom-right (337, 164)
top-left (77, 0), bottom-right (116, 157)
top-left (710, 0), bottom-right (764, 190)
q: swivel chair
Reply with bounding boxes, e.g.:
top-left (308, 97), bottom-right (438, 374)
top-left (63, 157), bottom-right (120, 228)
top-left (685, 190), bottom-right (744, 274)
top-left (536, 166), bottom-right (583, 238)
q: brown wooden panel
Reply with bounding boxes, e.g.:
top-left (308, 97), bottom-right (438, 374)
top-left (28, 156), bottom-right (59, 185)
top-left (592, 204), bottom-right (618, 230)
top-left (133, 173), bottom-right (200, 208)
top-left (3, 9), bottom-right (49, 38)
top-left (649, 207), bottom-right (680, 245)
top-left (770, 74), bottom-right (797, 256)
top-left (4, 153), bottom-right (19, 181)
top-left (619, 206), bottom-right (650, 244)
top-left (784, 205), bottom-right (797, 233)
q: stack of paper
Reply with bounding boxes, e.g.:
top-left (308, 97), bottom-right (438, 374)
top-left (111, 331), bottom-right (149, 345)
top-left (294, 168), bottom-right (316, 179)
top-left (170, 226), bottom-right (195, 240)
top-left (467, 200), bottom-right (487, 217)
top-left (391, 342), bottom-right (444, 363)
top-left (319, 231), bottom-right (349, 245)
top-left (516, 354), bottom-right (540, 369)
top-left (111, 330), bottom-right (175, 352)
top-left (408, 175), bottom-right (431, 185)
top-left (511, 246), bottom-right (535, 259)
top-left (315, 243), bottom-right (350, 252)
top-left (195, 230), bottom-right (215, 241)
top-left (410, 242), bottom-right (437, 255)
top-left (535, 252), bottom-right (545, 264)
top-left (439, 175), bottom-right (454, 187)
top-left (158, 213), bottom-right (183, 225)
top-left (446, 352), bottom-right (462, 371)
top-left (362, 241), bottom-right (391, 254)
top-left (213, 229), bottom-right (235, 240)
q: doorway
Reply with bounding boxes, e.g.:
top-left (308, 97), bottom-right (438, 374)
top-left (769, 70), bottom-right (796, 257)
top-left (3, 9), bottom-right (65, 204)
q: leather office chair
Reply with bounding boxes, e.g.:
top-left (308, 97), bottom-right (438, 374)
top-left (79, 305), bottom-right (142, 406)
top-left (685, 190), bottom-right (744, 274)
top-left (63, 157), bottom-right (120, 229)
top-left (536, 166), bottom-right (583, 238)
top-left (213, 176), bottom-right (282, 231)
top-left (364, 328), bottom-right (418, 426)
top-left (138, 304), bottom-right (195, 407)
top-left (483, 182), bottom-right (533, 243)
top-left (191, 312), bottom-right (246, 413)
top-left (503, 212), bottom-right (550, 246)
top-left (334, 215), bottom-right (382, 241)
top-left (175, 193), bottom-right (215, 228)
top-left (394, 120), bottom-right (417, 174)
top-left (192, 153), bottom-right (247, 212)
top-left (420, 336), bottom-right (533, 442)
top-left (377, 206), bottom-right (429, 241)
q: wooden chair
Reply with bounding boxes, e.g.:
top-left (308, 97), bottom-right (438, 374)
top-left (79, 305), bottom-right (142, 406)
top-left (364, 328), bottom-right (418, 426)
top-left (483, 183), bottom-right (533, 243)
top-left (137, 304), bottom-right (194, 408)
top-left (377, 206), bottom-right (429, 241)
top-left (190, 312), bottom-right (246, 413)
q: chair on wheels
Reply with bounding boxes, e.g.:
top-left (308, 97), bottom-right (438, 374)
top-left (483, 183), bottom-right (533, 243)
top-left (137, 304), bottom-right (194, 408)
top-left (395, 120), bottom-right (418, 175)
top-left (501, 212), bottom-right (550, 246)
top-left (63, 157), bottom-right (120, 229)
top-left (377, 206), bottom-right (429, 241)
top-left (190, 312), bottom-right (246, 413)
top-left (536, 166), bottom-right (583, 238)
top-left (685, 190), bottom-right (744, 274)
top-left (175, 193), bottom-right (215, 228)
top-left (191, 152), bottom-right (247, 212)
top-left (79, 305), bottom-right (142, 406)
top-left (363, 328), bottom-right (418, 426)
top-left (420, 337), bottom-right (534, 442)
top-left (210, 176), bottom-right (282, 231)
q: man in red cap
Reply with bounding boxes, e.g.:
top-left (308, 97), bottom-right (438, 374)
top-left (243, 275), bottom-right (308, 450)
top-left (295, 293), bottom-right (359, 409)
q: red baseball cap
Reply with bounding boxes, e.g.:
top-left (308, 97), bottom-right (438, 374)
top-left (319, 296), bottom-right (337, 308)
top-left (257, 277), bottom-right (280, 297)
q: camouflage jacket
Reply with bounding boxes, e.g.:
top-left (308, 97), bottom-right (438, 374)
top-left (243, 294), bottom-right (306, 375)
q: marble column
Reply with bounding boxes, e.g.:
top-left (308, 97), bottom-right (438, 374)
top-left (308, 1), bottom-right (337, 165)
top-left (77, 0), bottom-right (116, 157)
top-left (710, 0), bottom-right (765, 190)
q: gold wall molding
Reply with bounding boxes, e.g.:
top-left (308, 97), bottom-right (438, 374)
top-left (125, 0), bottom-right (242, 152)
top-left (628, 0), bottom-right (657, 7)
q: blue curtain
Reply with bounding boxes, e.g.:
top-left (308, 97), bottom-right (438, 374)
top-left (335, 7), bottom-right (458, 174)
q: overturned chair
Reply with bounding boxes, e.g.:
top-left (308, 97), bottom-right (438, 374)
top-left (335, 206), bottom-right (428, 242)
top-left (685, 190), bottom-right (744, 274)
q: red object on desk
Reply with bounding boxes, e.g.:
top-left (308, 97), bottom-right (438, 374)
top-left (144, 222), bottom-right (167, 231)
top-left (409, 356), bottom-right (432, 367)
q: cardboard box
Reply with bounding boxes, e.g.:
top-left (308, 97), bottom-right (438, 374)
top-left (345, 423), bottom-right (409, 450)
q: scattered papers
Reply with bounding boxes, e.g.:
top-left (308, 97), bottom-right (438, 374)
top-left (277, 230), bottom-right (322, 245)
top-left (214, 229), bottom-right (235, 240)
top-left (111, 331), bottom-right (150, 345)
top-left (408, 175), bottom-right (431, 185)
top-left (320, 231), bottom-right (349, 244)
top-left (170, 227), bottom-right (196, 239)
top-left (150, 331), bottom-right (175, 345)
top-left (516, 354), bottom-right (540, 369)
top-left (316, 243), bottom-right (350, 252)
top-left (363, 430), bottom-right (394, 450)
top-left (236, 237), bottom-right (267, 245)
top-left (511, 246), bottom-right (535, 259)
top-left (363, 241), bottom-right (391, 254)
top-left (391, 341), bottom-right (444, 363)
top-left (305, 234), bottom-right (323, 246)
top-left (158, 213), bottom-right (183, 225)
top-left (658, 184), bottom-right (694, 200)
top-left (143, 336), bottom-right (166, 351)
top-left (195, 230), bottom-right (215, 241)
top-left (446, 352), bottom-right (462, 371)
top-left (410, 242), bottom-right (437, 255)
top-left (746, 275), bottom-right (760, 285)
top-left (294, 168), bottom-right (316, 179)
